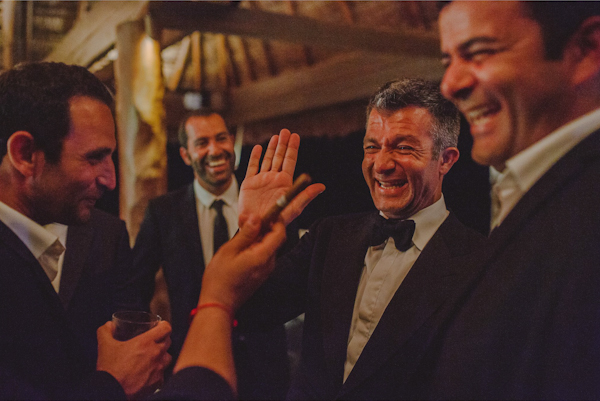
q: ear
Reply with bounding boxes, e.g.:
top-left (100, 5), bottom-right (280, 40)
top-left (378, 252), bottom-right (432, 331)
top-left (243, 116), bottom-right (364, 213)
top-left (5, 131), bottom-right (44, 177)
top-left (567, 16), bottom-right (600, 85)
top-left (438, 146), bottom-right (459, 176)
top-left (179, 146), bottom-right (192, 166)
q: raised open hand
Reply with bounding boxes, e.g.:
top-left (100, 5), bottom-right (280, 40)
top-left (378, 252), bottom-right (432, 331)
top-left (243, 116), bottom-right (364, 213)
top-left (238, 129), bottom-right (325, 227)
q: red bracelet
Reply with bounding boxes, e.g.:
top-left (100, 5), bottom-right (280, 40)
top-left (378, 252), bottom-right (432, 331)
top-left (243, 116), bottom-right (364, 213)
top-left (189, 303), bottom-right (238, 327)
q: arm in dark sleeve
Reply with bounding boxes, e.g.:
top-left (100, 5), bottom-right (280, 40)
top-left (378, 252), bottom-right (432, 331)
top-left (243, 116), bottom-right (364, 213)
top-left (236, 219), bottom-right (322, 329)
top-left (152, 367), bottom-right (234, 400)
top-left (125, 202), bottom-right (164, 313)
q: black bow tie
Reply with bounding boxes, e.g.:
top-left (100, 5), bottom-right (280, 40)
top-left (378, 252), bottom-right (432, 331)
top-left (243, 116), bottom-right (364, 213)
top-left (370, 216), bottom-right (415, 252)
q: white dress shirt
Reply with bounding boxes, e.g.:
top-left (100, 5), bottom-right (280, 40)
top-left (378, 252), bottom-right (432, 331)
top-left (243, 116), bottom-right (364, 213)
top-left (490, 107), bottom-right (600, 230)
top-left (344, 196), bottom-right (449, 381)
top-left (0, 201), bottom-right (66, 291)
top-left (193, 177), bottom-right (239, 266)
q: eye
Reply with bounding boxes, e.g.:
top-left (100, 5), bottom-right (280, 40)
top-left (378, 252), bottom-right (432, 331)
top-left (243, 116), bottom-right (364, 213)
top-left (397, 145), bottom-right (414, 152)
top-left (363, 144), bottom-right (379, 153)
top-left (464, 48), bottom-right (498, 63)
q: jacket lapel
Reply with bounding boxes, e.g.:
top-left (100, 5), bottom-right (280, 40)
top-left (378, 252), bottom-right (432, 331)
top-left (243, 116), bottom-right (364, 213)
top-left (486, 129), bottom-right (600, 271)
top-left (340, 214), bottom-right (467, 394)
top-left (0, 221), bottom-right (68, 317)
top-left (59, 222), bottom-right (94, 309)
top-left (321, 213), bottom-right (378, 388)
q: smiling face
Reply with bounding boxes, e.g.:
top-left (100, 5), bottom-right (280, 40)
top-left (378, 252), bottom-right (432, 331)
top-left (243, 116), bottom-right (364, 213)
top-left (180, 113), bottom-right (235, 195)
top-left (31, 96), bottom-right (116, 225)
top-left (362, 107), bottom-right (458, 220)
top-left (439, 1), bottom-right (573, 170)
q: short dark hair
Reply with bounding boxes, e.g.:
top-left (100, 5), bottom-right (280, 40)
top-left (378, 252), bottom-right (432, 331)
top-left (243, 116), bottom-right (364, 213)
top-left (367, 78), bottom-right (460, 158)
top-left (438, 1), bottom-right (600, 60)
top-left (178, 108), bottom-right (229, 148)
top-left (522, 2), bottom-right (600, 60)
top-left (0, 62), bottom-right (114, 163)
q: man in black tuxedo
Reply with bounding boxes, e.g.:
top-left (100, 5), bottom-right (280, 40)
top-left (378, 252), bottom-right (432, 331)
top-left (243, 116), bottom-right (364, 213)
top-left (406, 2), bottom-right (600, 399)
top-left (0, 62), bottom-right (171, 400)
top-left (238, 78), bottom-right (484, 399)
top-left (131, 109), bottom-right (290, 399)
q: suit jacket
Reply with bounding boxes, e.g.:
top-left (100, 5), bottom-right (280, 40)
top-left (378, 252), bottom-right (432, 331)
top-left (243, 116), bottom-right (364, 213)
top-left (131, 183), bottom-right (291, 399)
top-left (240, 210), bottom-right (484, 400)
top-left (421, 128), bottom-right (600, 399)
top-left (60, 208), bottom-right (134, 371)
top-left (0, 218), bottom-right (125, 400)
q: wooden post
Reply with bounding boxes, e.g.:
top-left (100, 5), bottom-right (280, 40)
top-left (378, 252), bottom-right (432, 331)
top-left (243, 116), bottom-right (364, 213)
top-left (114, 20), bottom-right (167, 242)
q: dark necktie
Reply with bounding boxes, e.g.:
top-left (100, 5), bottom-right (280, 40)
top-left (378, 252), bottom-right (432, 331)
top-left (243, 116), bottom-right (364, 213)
top-left (212, 200), bottom-right (229, 254)
top-left (370, 216), bottom-right (415, 252)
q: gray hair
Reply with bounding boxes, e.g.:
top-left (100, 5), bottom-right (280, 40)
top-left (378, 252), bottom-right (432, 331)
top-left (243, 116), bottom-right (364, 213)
top-left (367, 78), bottom-right (460, 158)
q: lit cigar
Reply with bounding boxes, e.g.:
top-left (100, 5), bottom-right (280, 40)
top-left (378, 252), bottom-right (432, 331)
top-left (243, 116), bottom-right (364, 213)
top-left (260, 173), bottom-right (312, 234)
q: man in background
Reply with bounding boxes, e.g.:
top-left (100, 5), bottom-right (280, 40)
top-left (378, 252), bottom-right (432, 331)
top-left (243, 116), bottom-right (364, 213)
top-left (132, 108), bottom-right (290, 399)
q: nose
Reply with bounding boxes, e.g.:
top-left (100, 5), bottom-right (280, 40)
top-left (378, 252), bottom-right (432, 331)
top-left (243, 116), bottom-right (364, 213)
top-left (206, 139), bottom-right (223, 157)
top-left (97, 159), bottom-right (116, 191)
top-left (440, 60), bottom-right (475, 101)
top-left (374, 150), bottom-right (396, 174)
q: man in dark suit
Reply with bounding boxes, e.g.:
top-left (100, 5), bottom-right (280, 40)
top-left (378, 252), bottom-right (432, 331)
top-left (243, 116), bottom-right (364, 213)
top-left (131, 109), bottom-right (290, 399)
top-left (0, 62), bottom-right (171, 400)
top-left (413, 2), bottom-right (600, 398)
top-left (238, 78), bottom-right (484, 399)
top-left (53, 208), bottom-right (138, 371)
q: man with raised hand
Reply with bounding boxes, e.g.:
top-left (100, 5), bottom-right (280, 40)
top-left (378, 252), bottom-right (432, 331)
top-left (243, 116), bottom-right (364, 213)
top-left (238, 79), bottom-right (484, 399)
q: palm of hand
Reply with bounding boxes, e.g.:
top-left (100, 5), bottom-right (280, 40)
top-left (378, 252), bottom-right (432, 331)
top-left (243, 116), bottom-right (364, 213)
top-left (239, 170), bottom-right (293, 225)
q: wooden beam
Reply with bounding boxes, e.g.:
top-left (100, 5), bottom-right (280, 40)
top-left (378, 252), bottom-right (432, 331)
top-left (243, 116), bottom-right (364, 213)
top-left (2, 0), bottom-right (16, 69)
top-left (148, 1), bottom-right (440, 57)
top-left (225, 51), bottom-right (444, 125)
top-left (166, 35), bottom-right (190, 92)
top-left (45, 1), bottom-right (148, 67)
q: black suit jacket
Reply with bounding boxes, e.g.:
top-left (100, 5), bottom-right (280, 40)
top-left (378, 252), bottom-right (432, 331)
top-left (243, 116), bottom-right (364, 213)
top-left (0, 219), bottom-right (125, 400)
top-left (240, 210), bottom-right (484, 399)
top-left (421, 129), bottom-right (600, 399)
top-left (131, 183), bottom-right (291, 399)
top-left (59, 209), bottom-right (134, 371)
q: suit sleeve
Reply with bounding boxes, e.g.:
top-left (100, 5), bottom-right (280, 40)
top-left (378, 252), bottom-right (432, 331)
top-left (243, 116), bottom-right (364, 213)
top-left (127, 202), bottom-right (164, 312)
top-left (237, 219), bottom-right (323, 329)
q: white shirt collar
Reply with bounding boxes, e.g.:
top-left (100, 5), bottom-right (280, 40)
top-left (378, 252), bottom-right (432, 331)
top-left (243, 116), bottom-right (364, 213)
top-left (193, 176), bottom-right (239, 208)
top-left (491, 106), bottom-right (600, 228)
top-left (0, 200), bottom-right (60, 260)
top-left (379, 195), bottom-right (449, 251)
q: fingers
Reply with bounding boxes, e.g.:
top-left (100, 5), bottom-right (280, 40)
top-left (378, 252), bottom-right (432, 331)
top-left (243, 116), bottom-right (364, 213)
top-left (245, 145), bottom-right (263, 177)
top-left (281, 183), bottom-right (326, 225)
top-left (260, 135), bottom-right (279, 172)
top-left (282, 133), bottom-right (300, 175)
top-left (271, 129), bottom-right (291, 171)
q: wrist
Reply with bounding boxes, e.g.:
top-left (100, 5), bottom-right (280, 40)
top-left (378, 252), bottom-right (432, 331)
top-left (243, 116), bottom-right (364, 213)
top-left (189, 302), bottom-right (238, 327)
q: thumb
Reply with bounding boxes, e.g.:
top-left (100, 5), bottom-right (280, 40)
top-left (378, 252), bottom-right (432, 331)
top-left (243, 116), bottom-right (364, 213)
top-left (97, 321), bottom-right (115, 342)
top-left (227, 214), bottom-right (262, 251)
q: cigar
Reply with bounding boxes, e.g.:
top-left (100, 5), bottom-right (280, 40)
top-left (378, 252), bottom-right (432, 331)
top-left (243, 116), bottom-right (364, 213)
top-left (260, 173), bottom-right (312, 234)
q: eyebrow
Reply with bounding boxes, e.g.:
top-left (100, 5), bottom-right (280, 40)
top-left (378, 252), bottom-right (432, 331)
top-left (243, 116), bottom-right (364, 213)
top-left (85, 147), bottom-right (113, 159)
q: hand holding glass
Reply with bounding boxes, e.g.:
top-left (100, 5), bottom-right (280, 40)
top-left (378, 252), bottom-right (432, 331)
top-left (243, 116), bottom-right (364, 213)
top-left (112, 311), bottom-right (162, 341)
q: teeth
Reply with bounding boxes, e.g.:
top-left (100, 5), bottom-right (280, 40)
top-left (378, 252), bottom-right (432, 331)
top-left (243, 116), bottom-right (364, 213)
top-left (378, 181), bottom-right (405, 189)
top-left (208, 159), bottom-right (226, 167)
top-left (465, 104), bottom-right (500, 125)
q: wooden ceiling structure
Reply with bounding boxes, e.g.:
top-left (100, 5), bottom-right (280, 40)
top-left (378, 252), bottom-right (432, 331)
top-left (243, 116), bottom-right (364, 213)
top-left (1, 0), bottom-right (444, 144)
